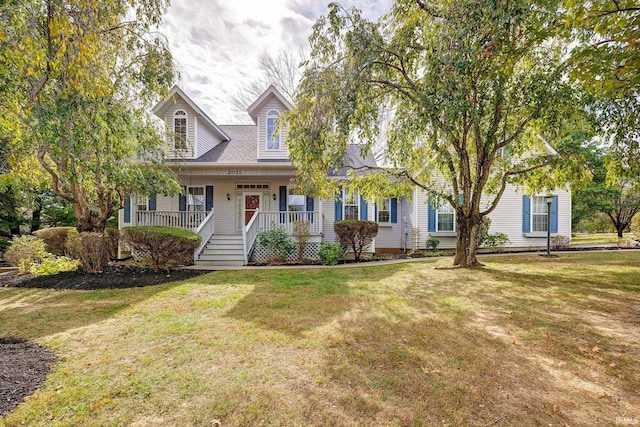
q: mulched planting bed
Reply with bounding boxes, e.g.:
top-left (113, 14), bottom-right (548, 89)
top-left (0, 337), bottom-right (57, 417)
top-left (0, 264), bottom-right (209, 290)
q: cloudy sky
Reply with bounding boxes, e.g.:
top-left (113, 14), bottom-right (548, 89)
top-left (160, 0), bottom-right (392, 124)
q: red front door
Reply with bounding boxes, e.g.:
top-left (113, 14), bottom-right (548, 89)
top-left (244, 195), bottom-right (260, 225)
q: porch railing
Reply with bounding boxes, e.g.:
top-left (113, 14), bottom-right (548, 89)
top-left (136, 210), bottom-right (207, 230)
top-left (242, 209), bottom-right (260, 265)
top-left (194, 210), bottom-right (215, 259)
top-left (257, 211), bottom-right (322, 235)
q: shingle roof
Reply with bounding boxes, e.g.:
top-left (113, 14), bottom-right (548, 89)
top-left (330, 144), bottom-right (378, 176)
top-left (182, 125), bottom-right (259, 164)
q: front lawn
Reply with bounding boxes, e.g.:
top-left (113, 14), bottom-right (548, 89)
top-left (572, 232), bottom-right (638, 246)
top-left (1, 252), bottom-right (639, 426)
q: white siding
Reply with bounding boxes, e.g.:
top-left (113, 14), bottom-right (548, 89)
top-left (195, 117), bottom-right (225, 157)
top-left (164, 99), bottom-right (196, 159)
top-left (411, 184), bottom-right (572, 250)
top-left (374, 198), bottom-right (404, 250)
top-left (256, 96), bottom-right (290, 160)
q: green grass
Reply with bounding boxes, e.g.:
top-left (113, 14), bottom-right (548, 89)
top-left (1, 252), bottom-right (639, 426)
top-left (572, 232), bottom-right (638, 245)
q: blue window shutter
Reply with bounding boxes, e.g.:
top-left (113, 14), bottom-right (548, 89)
top-left (306, 196), bottom-right (314, 223)
top-left (522, 195), bottom-right (531, 233)
top-left (335, 187), bottom-right (343, 221)
top-left (124, 196), bottom-right (131, 223)
top-left (148, 194), bottom-right (156, 211)
top-left (550, 195), bottom-right (558, 233)
top-left (205, 186), bottom-right (213, 212)
top-left (390, 198), bottom-right (398, 223)
top-left (360, 195), bottom-right (368, 220)
top-left (179, 186), bottom-right (186, 212)
top-left (374, 203), bottom-right (378, 222)
top-left (428, 197), bottom-right (436, 232)
top-left (279, 186), bottom-right (287, 223)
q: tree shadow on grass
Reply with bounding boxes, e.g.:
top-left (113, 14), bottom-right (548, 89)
top-left (0, 280), bottom-right (189, 340)
top-left (224, 266), bottom-right (401, 337)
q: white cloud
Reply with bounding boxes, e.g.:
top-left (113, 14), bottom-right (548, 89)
top-left (160, 0), bottom-right (390, 124)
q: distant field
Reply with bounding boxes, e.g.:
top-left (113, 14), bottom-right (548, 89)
top-left (1, 252), bottom-right (639, 426)
top-left (571, 232), bottom-right (637, 245)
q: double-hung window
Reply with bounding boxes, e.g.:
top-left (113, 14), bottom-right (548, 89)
top-left (137, 195), bottom-right (149, 212)
top-left (266, 110), bottom-right (280, 150)
top-left (173, 110), bottom-right (187, 150)
top-left (343, 187), bottom-right (359, 220)
top-left (436, 201), bottom-right (455, 232)
top-left (187, 187), bottom-right (205, 211)
top-left (377, 198), bottom-right (391, 223)
top-left (288, 189), bottom-right (305, 212)
top-left (531, 196), bottom-right (548, 232)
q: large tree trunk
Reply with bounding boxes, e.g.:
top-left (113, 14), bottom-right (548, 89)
top-left (453, 214), bottom-right (483, 267)
top-left (616, 225), bottom-right (624, 238)
top-left (74, 203), bottom-right (109, 233)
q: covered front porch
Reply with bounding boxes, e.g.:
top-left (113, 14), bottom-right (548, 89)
top-left (121, 175), bottom-right (324, 265)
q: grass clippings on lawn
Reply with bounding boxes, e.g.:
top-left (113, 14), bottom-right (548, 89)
top-left (0, 251), bottom-right (639, 426)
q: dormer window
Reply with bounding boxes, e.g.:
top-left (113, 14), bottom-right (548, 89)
top-left (173, 110), bottom-right (187, 150)
top-left (266, 110), bottom-right (280, 150)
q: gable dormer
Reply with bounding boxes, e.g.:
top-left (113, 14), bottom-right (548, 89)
top-left (247, 85), bottom-right (293, 160)
top-left (153, 86), bottom-right (229, 159)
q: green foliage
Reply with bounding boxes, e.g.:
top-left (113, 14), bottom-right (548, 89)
top-left (122, 226), bottom-right (201, 272)
top-left (0, 238), bottom-right (10, 256)
top-left (31, 255), bottom-right (79, 276)
top-left (33, 227), bottom-right (77, 256)
top-left (426, 237), bottom-right (440, 251)
top-left (318, 242), bottom-right (344, 266)
top-left (480, 233), bottom-right (511, 250)
top-left (0, 0), bottom-right (180, 232)
top-left (258, 226), bottom-right (296, 262)
top-left (288, 1), bottom-right (587, 267)
top-left (66, 232), bottom-right (110, 273)
top-left (292, 220), bottom-right (311, 261)
top-left (4, 235), bottom-right (48, 274)
top-left (334, 220), bottom-right (378, 262)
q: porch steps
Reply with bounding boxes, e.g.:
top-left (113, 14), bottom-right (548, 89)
top-left (196, 234), bottom-right (245, 267)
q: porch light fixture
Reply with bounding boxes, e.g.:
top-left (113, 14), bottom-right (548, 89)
top-left (544, 194), bottom-right (554, 256)
top-left (272, 193), bottom-right (277, 201)
top-left (226, 193), bottom-right (231, 201)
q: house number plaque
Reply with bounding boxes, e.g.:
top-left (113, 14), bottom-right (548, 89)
top-left (227, 169), bottom-right (241, 175)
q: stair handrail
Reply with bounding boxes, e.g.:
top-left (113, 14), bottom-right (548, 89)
top-left (242, 209), bottom-right (260, 265)
top-left (194, 209), bottom-right (215, 260)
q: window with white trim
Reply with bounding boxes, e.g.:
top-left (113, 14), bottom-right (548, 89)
top-left (173, 110), bottom-right (187, 150)
top-left (436, 201), bottom-right (455, 232)
top-left (187, 186), bottom-right (204, 211)
top-left (377, 198), bottom-right (391, 223)
top-left (266, 110), bottom-right (280, 150)
top-left (343, 187), bottom-right (359, 221)
top-left (288, 188), bottom-right (305, 212)
top-left (137, 195), bottom-right (149, 212)
top-left (532, 196), bottom-right (548, 232)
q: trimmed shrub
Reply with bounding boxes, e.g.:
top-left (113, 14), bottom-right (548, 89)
top-left (481, 232), bottom-right (511, 251)
top-left (33, 226), bottom-right (77, 256)
top-left (292, 220), bottom-right (311, 261)
top-left (31, 256), bottom-right (79, 276)
top-left (318, 242), bottom-right (344, 266)
top-left (122, 226), bottom-right (201, 272)
top-left (334, 220), bottom-right (378, 262)
top-left (258, 226), bottom-right (296, 263)
top-left (426, 237), bottom-right (440, 251)
top-left (66, 232), bottom-right (110, 273)
top-left (4, 235), bottom-right (48, 274)
top-left (104, 228), bottom-right (120, 259)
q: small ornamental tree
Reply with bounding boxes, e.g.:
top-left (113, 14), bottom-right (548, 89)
top-left (334, 220), bottom-right (378, 262)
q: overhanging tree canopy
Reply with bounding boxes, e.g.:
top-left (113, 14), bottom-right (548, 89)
top-left (287, 0), bottom-right (587, 267)
top-left (0, 0), bottom-right (181, 232)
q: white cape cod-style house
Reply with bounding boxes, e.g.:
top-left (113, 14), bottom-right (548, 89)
top-left (118, 85), bottom-right (571, 266)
